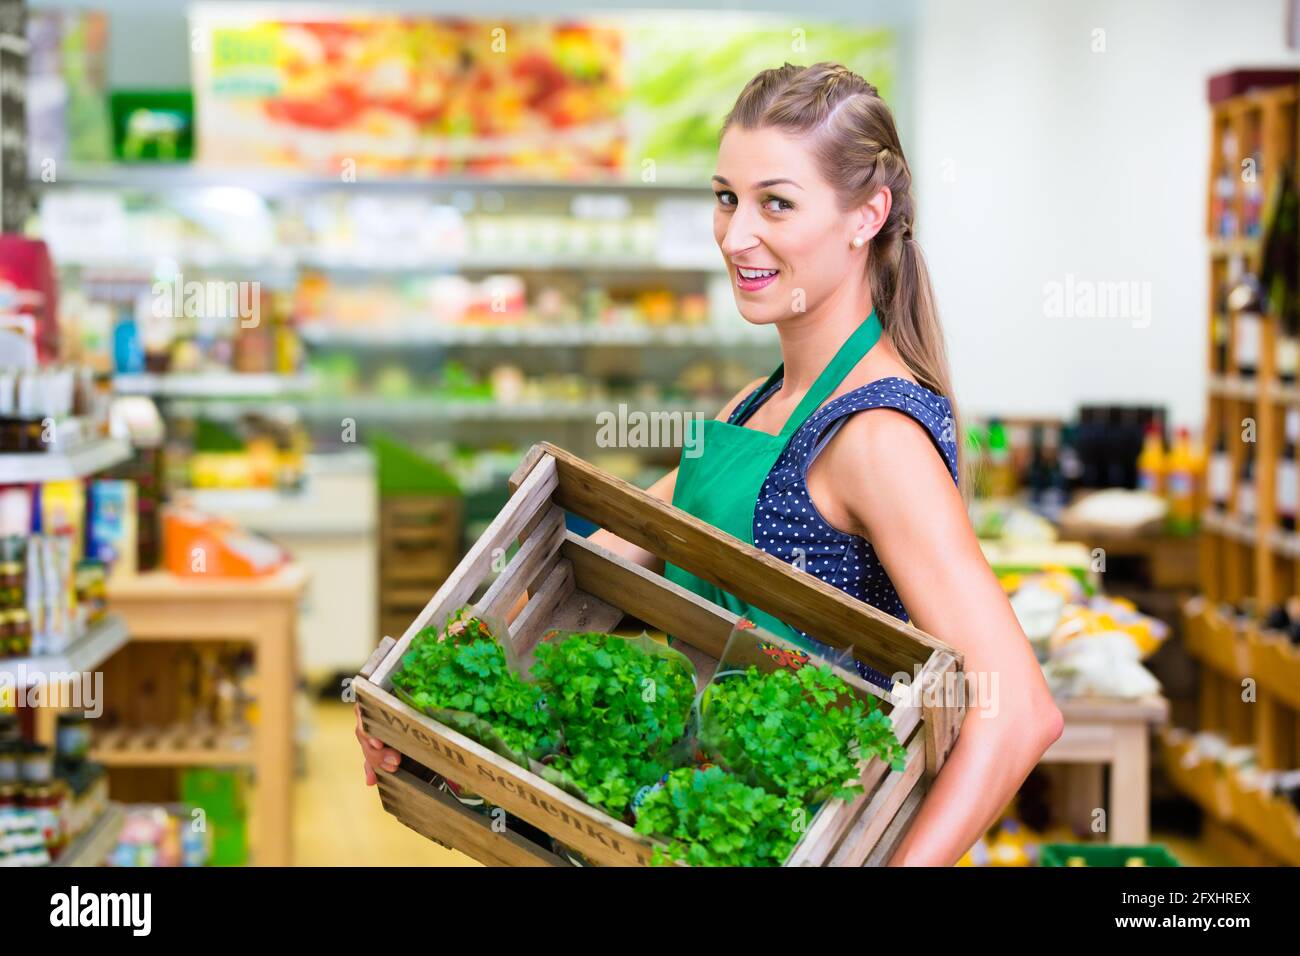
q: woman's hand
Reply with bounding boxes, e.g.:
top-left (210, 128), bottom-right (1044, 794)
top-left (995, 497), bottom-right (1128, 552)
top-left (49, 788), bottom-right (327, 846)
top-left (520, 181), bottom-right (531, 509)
top-left (814, 407), bottom-right (1064, 866)
top-left (355, 703), bottom-right (399, 786)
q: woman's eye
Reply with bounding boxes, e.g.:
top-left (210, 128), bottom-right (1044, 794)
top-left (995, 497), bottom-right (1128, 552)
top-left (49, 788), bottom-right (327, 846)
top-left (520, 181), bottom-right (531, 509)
top-left (763, 195), bottom-right (794, 213)
top-left (714, 190), bottom-right (736, 207)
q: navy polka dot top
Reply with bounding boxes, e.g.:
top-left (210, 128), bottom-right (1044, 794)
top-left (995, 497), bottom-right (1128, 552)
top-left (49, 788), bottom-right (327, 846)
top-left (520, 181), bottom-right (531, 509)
top-left (731, 374), bottom-right (961, 686)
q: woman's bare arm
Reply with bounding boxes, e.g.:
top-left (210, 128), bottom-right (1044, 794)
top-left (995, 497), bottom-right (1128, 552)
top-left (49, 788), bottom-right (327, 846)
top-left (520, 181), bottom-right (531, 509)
top-left (822, 408), bottom-right (1064, 866)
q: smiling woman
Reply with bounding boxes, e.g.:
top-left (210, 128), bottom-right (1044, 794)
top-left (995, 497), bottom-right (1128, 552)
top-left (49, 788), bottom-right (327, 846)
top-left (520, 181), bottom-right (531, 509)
top-left (622, 61), bottom-right (1062, 866)
top-left (356, 61), bottom-right (1064, 867)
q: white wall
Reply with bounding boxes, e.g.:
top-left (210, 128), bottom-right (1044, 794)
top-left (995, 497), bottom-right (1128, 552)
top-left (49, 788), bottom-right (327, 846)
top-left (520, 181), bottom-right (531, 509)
top-left (914, 0), bottom-right (1292, 427)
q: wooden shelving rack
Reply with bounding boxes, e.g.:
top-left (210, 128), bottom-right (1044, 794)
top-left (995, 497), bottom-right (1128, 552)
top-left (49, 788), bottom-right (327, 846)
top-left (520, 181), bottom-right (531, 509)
top-left (1171, 77), bottom-right (1300, 865)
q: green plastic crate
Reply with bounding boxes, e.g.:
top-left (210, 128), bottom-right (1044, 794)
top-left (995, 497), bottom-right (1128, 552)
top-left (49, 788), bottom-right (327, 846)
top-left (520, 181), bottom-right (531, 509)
top-left (1040, 843), bottom-right (1180, 867)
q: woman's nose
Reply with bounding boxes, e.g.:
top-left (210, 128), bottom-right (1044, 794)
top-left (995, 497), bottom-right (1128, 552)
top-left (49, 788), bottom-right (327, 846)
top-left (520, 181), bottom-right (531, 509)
top-left (720, 206), bottom-right (762, 258)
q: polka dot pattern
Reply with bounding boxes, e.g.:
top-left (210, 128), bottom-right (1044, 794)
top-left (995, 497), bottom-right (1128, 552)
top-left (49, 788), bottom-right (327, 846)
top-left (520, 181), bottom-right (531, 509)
top-left (730, 374), bottom-right (960, 687)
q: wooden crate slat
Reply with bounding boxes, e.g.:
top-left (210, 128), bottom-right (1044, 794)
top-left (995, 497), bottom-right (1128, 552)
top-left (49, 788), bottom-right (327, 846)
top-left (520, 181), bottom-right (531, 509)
top-left (356, 675), bottom-right (661, 867)
top-left (370, 454), bottom-right (558, 686)
top-left (862, 781), bottom-right (928, 867)
top-left (476, 505), bottom-right (566, 622)
top-left (511, 442), bottom-right (950, 678)
top-left (785, 715), bottom-right (925, 866)
top-left (826, 732), bottom-right (928, 867)
top-left (376, 767), bottom-right (568, 867)
top-left (508, 558), bottom-right (577, 662)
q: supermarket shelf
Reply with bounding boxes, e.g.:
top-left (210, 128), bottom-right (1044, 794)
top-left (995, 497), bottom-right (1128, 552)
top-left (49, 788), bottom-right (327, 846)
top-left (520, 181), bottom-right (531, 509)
top-left (50, 804), bottom-right (125, 868)
top-left (1265, 526), bottom-right (1300, 558)
top-left (113, 372), bottom-right (317, 398)
top-left (1207, 235), bottom-right (1262, 259)
top-left (0, 614), bottom-right (129, 684)
top-left (1269, 381), bottom-right (1300, 404)
top-left (34, 164), bottom-right (715, 198)
top-left (1183, 600), bottom-right (1300, 710)
top-left (50, 251), bottom-right (724, 276)
top-left (297, 253), bottom-right (723, 274)
top-left (90, 725), bottom-right (254, 767)
top-left (1199, 508), bottom-right (1257, 544)
top-left (1206, 373), bottom-right (1259, 400)
top-left (1159, 728), bottom-right (1300, 865)
top-left (0, 437), bottom-right (130, 482)
top-left (299, 323), bottom-right (773, 348)
top-left (291, 395), bottom-right (713, 422)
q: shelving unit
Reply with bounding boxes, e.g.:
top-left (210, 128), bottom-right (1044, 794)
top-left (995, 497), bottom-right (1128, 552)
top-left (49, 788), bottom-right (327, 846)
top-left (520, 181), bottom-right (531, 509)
top-left (0, 614), bottom-right (129, 684)
top-left (0, 438), bottom-right (131, 482)
top-left (113, 372), bottom-right (317, 398)
top-left (1182, 75), bottom-right (1300, 865)
top-left (101, 566), bottom-right (307, 867)
top-left (50, 804), bottom-right (126, 868)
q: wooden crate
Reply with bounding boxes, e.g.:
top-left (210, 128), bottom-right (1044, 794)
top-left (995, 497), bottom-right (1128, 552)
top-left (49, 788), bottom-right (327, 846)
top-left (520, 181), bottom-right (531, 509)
top-left (355, 442), bottom-right (965, 866)
top-left (378, 494), bottom-right (463, 641)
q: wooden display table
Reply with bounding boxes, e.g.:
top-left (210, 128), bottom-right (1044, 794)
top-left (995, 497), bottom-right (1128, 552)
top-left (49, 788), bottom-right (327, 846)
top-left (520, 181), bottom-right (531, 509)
top-left (1040, 694), bottom-right (1170, 844)
top-left (104, 565), bottom-right (307, 867)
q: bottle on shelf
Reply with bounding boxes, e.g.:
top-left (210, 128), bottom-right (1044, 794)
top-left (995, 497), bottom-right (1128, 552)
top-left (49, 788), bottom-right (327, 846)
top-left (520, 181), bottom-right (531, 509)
top-left (1242, 135), bottom-right (1264, 238)
top-left (1208, 427), bottom-right (1231, 514)
top-left (1228, 271), bottom-right (1263, 379)
top-left (1279, 407), bottom-right (1299, 532)
top-left (1212, 282), bottom-right (1231, 375)
top-left (1214, 128), bottom-right (1239, 238)
top-left (985, 418), bottom-right (1014, 497)
top-left (1137, 423), bottom-right (1165, 494)
top-left (1261, 166), bottom-right (1299, 384)
top-left (1237, 444), bottom-right (1257, 525)
top-left (1165, 427), bottom-right (1197, 535)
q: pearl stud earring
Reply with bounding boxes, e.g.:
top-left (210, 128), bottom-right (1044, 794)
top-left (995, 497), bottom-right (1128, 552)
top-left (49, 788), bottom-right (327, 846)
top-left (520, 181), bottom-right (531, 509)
top-left (851, 236), bottom-right (865, 248)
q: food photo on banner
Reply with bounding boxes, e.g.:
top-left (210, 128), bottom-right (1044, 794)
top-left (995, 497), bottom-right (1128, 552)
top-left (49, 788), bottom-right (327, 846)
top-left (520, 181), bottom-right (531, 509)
top-left (0, 0), bottom-right (1292, 927)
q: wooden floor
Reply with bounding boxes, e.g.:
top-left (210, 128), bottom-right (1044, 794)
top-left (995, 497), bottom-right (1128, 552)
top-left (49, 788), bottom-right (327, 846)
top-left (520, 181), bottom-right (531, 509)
top-left (293, 701), bottom-right (1238, 867)
top-left (293, 700), bottom-right (478, 867)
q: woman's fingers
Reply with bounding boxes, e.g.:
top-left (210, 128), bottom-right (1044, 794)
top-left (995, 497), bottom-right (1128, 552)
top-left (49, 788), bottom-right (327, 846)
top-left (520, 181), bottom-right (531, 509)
top-left (355, 705), bottom-right (400, 778)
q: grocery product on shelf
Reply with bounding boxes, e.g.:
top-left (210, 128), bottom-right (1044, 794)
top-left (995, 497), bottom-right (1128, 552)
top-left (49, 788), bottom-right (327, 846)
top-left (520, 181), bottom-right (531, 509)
top-left (160, 506), bottom-right (288, 578)
top-left (1001, 567), bottom-right (1166, 697)
top-left (109, 804), bottom-right (210, 867)
top-left (0, 364), bottom-right (109, 453)
top-left (0, 734), bottom-right (110, 866)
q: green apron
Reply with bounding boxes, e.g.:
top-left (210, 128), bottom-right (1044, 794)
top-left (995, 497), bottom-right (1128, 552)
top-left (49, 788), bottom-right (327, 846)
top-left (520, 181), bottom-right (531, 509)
top-left (663, 308), bottom-right (883, 648)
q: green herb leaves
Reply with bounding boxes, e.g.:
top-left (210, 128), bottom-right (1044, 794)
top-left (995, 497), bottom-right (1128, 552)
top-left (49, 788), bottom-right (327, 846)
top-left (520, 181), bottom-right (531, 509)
top-left (532, 631), bottom-right (697, 818)
top-left (391, 615), bottom-right (558, 761)
top-left (631, 767), bottom-right (805, 867)
top-left (701, 663), bottom-right (907, 803)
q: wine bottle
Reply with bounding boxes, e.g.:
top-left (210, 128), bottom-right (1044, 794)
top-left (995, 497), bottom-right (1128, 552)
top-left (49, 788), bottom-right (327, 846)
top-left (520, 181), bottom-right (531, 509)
top-left (1280, 407), bottom-right (1299, 532)
top-left (1229, 273), bottom-right (1263, 380)
top-left (1209, 428), bottom-right (1231, 513)
top-left (1213, 283), bottom-right (1231, 375)
top-left (1261, 167), bottom-right (1300, 383)
top-left (1238, 445), bottom-right (1256, 524)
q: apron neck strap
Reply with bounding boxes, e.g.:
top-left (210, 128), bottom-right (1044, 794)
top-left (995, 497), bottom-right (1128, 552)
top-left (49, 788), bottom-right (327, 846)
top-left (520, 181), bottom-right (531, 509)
top-left (777, 308), bottom-right (883, 438)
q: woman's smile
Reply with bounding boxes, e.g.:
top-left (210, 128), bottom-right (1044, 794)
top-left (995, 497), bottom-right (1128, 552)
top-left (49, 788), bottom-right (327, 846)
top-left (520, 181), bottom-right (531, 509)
top-left (734, 264), bottom-right (781, 292)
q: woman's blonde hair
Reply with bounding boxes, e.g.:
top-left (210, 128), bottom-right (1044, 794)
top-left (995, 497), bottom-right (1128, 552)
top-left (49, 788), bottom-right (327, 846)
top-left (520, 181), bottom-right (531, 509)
top-left (722, 61), bottom-right (967, 497)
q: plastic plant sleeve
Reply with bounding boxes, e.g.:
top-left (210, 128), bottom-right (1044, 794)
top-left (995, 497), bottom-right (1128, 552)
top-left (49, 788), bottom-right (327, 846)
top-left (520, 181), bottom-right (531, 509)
top-left (696, 617), bottom-right (905, 806)
top-left (390, 605), bottom-right (560, 774)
